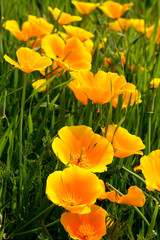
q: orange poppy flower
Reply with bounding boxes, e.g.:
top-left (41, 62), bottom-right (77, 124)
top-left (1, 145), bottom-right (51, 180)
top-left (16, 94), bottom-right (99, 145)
top-left (28, 15), bottom-right (53, 38)
top-left (112, 82), bottom-right (142, 109)
top-left (102, 125), bottom-right (145, 158)
top-left (69, 70), bottom-right (126, 105)
top-left (46, 166), bottom-right (105, 214)
top-left (134, 150), bottom-right (160, 191)
top-left (4, 47), bottom-right (52, 73)
top-left (60, 205), bottom-right (110, 240)
top-left (58, 28), bottom-right (94, 54)
top-left (41, 35), bottom-right (92, 71)
top-left (72, 1), bottom-right (100, 15)
top-left (48, 7), bottom-right (82, 25)
top-left (108, 18), bottom-right (131, 32)
top-left (52, 125), bottom-right (114, 172)
top-left (4, 19), bottom-right (32, 41)
top-left (150, 78), bottom-right (160, 88)
top-left (99, 1), bottom-right (133, 19)
top-left (63, 25), bottom-right (94, 42)
top-left (100, 186), bottom-right (145, 207)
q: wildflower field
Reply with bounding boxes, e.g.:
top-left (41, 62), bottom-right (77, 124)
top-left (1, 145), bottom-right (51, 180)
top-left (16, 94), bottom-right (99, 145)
top-left (1, 0), bottom-right (160, 239)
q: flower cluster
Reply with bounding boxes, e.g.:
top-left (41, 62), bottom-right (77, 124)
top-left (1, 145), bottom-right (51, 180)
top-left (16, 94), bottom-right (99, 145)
top-left (4, 0), bottom-right (158, 238)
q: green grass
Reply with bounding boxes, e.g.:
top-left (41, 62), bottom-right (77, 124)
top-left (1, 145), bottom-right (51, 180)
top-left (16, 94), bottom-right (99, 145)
top-left (0, 0), bottom-right (160, 239)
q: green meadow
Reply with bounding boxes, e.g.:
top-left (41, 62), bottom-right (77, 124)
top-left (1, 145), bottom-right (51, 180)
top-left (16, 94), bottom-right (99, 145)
top-left (0, 0), bottom-right (160, 239)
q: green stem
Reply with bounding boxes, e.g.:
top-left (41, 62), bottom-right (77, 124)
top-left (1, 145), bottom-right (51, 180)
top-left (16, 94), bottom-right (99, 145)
top-left (120, 165), bottom-right (146, 185)
top-left (148, 112), bottom-right (152, 154)
top-left (106, 183), bottom-right (150, 227)
top-left (133, 206), bottom-right (150, 227)
top-left (8, 204), bottom-right (55, 238)
top-left (40, 220), bottom-right (54, 240)
top-left (106, 183), bottom-right (123, 196)
top-left (12, 219), bottom-right (60, 237)
top-left (19, 73), bottom-right (27, 214)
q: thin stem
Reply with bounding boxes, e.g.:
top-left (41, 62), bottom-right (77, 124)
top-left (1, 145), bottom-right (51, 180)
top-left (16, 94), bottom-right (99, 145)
top-left (120, 165), bottom-right (146, 185)
top-left (19, 73), bottom-right (27, 214)
top-left (133, 207), bottom-right (150, 227)
top-left (8, 204), bottom-right (55, 238)
top-left (40, 220), bottom-right (54, 240)
top-left (148, 112), bottom-right (152, 154)
top-left (106, 183), bottom-right (150, 227)
top-left (12, 219), bottom-right (60, 237)
top-left (106, 183), bottom-right (123, 196)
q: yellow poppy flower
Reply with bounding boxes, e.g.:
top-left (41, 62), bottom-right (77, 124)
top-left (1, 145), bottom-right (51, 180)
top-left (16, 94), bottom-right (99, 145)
top-left (129, 18), bottom-right (146, 33)
top-left (83, 39), bottom-right (94, 54)
top-left (52, 125), bottom-right (114, 172)
top-left (63, 25), bottom-right (94, 42)
top-left (99, 1), bottom-right (133, 19)
top-left (41, 34), bottom-right (92, 71)
top-left (150, 78), bottom-right (160, 88)
top-left (48, 7), bottom-right (82, 25)
top-left (61, 205), bottom-right (111, 240)
top-left (102, 125), bottom-right (145, 158)
top-left (4, 47), bottom-right (52, 73)
top-left (32, 79), bottom-right (49, 92)
top-left (28, 15), bottom-right (53, 38)
top-left (3, 20), bottom-right (32, 41)
top-left (46, 166), bottom-right (105, 214)
top-left (72, 1), bottom-right (100, 15)
top-left (134, 150), bottom-right (160, 191)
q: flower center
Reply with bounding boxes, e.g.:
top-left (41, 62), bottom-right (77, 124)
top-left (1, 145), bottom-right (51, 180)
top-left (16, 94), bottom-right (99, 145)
top-left (77, 224), bottom-right (96, 240)
top-left (70, 148), bottom-right (90, 168)
top-left (61, 192), bottom-right (82, 207)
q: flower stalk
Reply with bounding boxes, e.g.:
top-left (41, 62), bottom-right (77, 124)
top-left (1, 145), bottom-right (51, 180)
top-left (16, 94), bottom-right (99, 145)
top-left (19, 73), bottom-right (27, 214)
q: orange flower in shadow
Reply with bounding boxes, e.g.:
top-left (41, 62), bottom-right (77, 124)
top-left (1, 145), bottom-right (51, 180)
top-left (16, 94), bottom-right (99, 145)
top-left (134, 150), bottom-right (160, 191)
top-left (102, 125), bottom-right (145, 158)
top-left (104, 52), bottom-right (126, 71)
top-left (69, 70), bottom-right (126, 105)
top-left (4, 47), bottom-right (52, 73)
top-left (40, 61), bottom-right (65, 78)
top-left (61, 205), bottom-right (111, 240)
top-left (4, 20), bottom-right (32, 41)
top-left (63, 25), bottom-right (94, 42)
top-left (108, 18), bottom-right (131, 32)
top-left (41, 35), bottom-right (92, 71)
top-left (46, 166), bottom-right (105, 214)
top-left (52, 125), bottom-right (114, 172)
top-left (145, 22), bottom-right (160, 45)
top-left (112, 82), bottom-right (142, 109)
top-left (72, 1), bottom-right (100, 15)
top-left (48, 7), bottom-right (82, 25)
top-left (99, 1), bottom-right (133, 19)
top-left (100, 186), bottom-right (145, 207)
